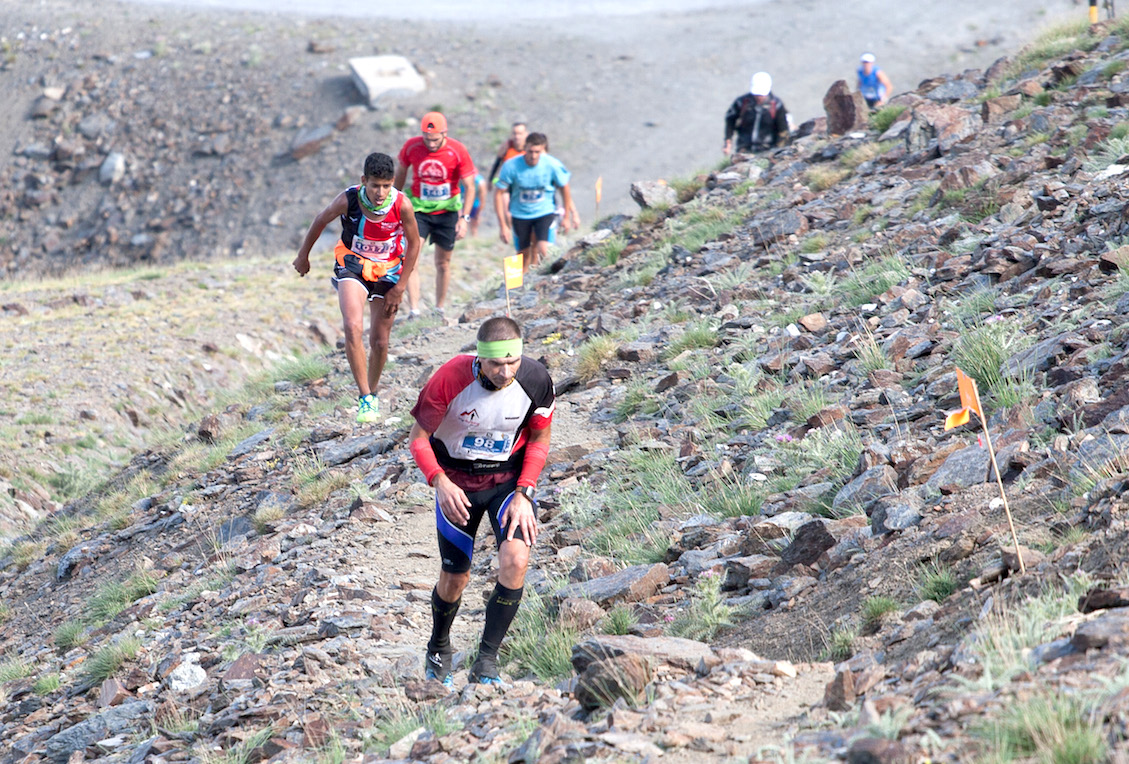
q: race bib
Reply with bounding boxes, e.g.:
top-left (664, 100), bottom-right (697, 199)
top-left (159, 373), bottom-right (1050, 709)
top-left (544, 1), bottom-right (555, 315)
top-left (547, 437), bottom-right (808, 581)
top-left (352, 238), bottom-right (396, 260)
top-left (420, 182), bottom-right (451, 201)
top-left (461, 431), bottom-right (512, 456)
top-left (518, 188), bottom-right (544, 204)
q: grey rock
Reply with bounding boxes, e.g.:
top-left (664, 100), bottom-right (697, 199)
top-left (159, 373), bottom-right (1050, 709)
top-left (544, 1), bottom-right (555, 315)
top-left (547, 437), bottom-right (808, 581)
top-left (822, 79), bottom-right (869, 135)
top-left (228, 428), bottom-right (275, 458)
top-left (78, 112), bottom-right (117, 139)
top-left (57, 543), bottom-right (94, 581)
top-left (870, 492), bottom-right (924, 534)
top-left (572, 634), bottom-right (719, 674)
top-left (45, 700), bottom-right (154, 763)
top-left (832, 465), bottom-right (897, 514)
top-left (1100, 404), bottom-right (1129, 434)
top-left (1001, 332), bottom-right (1083, 377)
top-left (1070, 434), bottom-right (1129, 487)
top-left (166, 662), bottom-right (207, 692)
top-left (99, 152), bottom-right (126, 185)
top-left (217, 516), bottom-right (253, 544)
top-left (1072, 610), bottom-right (1129, 650)
top-left (779, 520), bottom-right (835, 567)
top-left (1030, 637), bottom-right (1076, 665)
top-left (290, 124), bottom-right (335, 160)
top-left (630, 180), bottom-right (677, 209)
top-left (926, 79), bottom-right (980, 102)
top-left (554, 563), bottom-right (669, 607)
top-left (925, 446), bottom-right (989, 490)
top-left (318, 435), bottom-right (391, 466)
top-left (747, 209), bottom-right (809, 247)
top-left (21, 143), bottom-right (53, 160)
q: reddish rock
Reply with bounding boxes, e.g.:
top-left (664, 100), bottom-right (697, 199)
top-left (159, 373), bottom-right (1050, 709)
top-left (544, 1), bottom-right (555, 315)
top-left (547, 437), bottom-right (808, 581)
top-left (575, 653), bottom-right (653, 710)
top-left (98, 678), bottom-right (129, 708)
top-left (823, 79), bottom-right (870, 135)
top-left (824, 668), bottom-right (855, 711)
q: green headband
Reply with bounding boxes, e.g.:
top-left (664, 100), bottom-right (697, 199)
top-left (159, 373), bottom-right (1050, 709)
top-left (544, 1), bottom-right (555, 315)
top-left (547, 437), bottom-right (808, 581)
top-left (477, 338), bottom-right (523, 359)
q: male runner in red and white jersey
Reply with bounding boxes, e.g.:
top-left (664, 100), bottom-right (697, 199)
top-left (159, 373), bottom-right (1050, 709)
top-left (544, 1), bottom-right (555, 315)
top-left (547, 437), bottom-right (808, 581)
top-left (408, 316), bottom-right (554, 686)
top-left (394, 112), bottom-right (477, 319)
top-left (293, 152), bottom-right (420, 423)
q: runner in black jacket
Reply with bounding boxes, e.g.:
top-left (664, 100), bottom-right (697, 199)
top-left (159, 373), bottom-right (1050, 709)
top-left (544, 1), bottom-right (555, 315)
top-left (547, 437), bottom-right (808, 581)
top-left (724, 71), bottom-right (790, 155)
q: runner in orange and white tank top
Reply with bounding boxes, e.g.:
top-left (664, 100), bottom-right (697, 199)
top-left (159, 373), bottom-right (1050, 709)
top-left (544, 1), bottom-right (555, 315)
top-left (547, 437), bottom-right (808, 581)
top-left (293, 152), bottom-right (421, 423)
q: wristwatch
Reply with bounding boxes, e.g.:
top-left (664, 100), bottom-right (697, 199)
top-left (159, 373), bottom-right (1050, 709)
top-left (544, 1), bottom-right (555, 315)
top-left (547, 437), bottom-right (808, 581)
top-left (462, 214), bottom-right (472, 221)
top-left (515, 485), bottom-right (536, 500)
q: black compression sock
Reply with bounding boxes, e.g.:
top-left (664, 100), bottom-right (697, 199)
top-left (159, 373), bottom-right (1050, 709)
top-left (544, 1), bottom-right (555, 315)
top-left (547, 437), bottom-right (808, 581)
top-left (427, 587), bottom-right (462, 655)
top-left (477, 582), bottom-right (524, 660)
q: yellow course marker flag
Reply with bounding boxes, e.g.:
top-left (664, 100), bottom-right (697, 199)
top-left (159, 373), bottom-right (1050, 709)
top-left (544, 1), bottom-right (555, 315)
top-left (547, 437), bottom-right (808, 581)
top-left (504, 254), bottom-right (524, 290)
top-left (595, 176), bottom-right (603, 204)
top-left (944, 368), bottom-right (983, 430)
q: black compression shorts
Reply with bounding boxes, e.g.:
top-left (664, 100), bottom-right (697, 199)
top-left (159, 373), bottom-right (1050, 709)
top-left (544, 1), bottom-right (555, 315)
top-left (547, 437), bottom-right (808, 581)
top-left (435, 480), bottom-right (530, 573)
top-left (511, 213), bottom-right (555, 251)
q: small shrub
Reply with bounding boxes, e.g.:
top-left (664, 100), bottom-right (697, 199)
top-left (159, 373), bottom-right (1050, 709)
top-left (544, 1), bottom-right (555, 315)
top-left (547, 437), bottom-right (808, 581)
top-left (975, 693), bottom-right (1106, 763)
top-left (602, 605), bottom-right (638, 636)
top-left (843, 254), bottom-right (911, 307)
top-left (869, 104), bottom-right (907, 133)
top-left (670, 174), bottom-right (705, 203)
top-left (84, 637), bottom-right (142, 683)
top-left (7, 540), bottom-right (46, 570)
top-left (615, 378), bottom-right (661, 422)
top-left (368, 707), bottom-right (424, 755)
top-left (861, 596), bottom-right (899, 630)
top-left (274, 354), bottom-right (332, 384)
top-left (589, 234), bottom-right (626, 266)
top-left (668, 571), bottom-right (735, 641)
top-left (799, 232), bottom-right (829, 254)
top-left (1084, 134), bottom-right (1129, 172)
top-left (854, 327), bottom-right (891, 373)
top-left (702, 477), bottom-right (765, 518)
top-left (951, 318), bottom-right (1031, 399)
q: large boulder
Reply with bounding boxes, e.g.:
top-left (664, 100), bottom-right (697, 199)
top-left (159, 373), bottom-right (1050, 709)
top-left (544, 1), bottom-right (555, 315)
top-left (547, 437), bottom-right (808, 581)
top-left (904, 102), bottom-right (982, 153)
top-left (572, 634), bottom-right (720, 674)
top-left (45, 701), bottom-right (154, 762)
top-left (554, 563), bottom-right (669, 607)
top-left (630, 180), bottom-right (677, 209)
top-left (348, 55), bottom-right (427, 108)
top-left (823, 79), bottom-right (869, 135)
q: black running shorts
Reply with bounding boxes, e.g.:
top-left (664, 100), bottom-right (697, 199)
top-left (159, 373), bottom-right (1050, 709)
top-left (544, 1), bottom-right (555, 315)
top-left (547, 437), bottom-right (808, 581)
top-left (511, 213), bottom-right (555, 251)
top-left (435, 480), bottom-right (530, 573)
top-left (415, 210), bottom-right (459, 250)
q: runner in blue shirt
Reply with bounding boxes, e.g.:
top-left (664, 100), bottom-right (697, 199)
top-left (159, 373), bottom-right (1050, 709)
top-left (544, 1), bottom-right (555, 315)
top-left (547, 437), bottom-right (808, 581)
top-left (494, 132), bottom-right (580, 273)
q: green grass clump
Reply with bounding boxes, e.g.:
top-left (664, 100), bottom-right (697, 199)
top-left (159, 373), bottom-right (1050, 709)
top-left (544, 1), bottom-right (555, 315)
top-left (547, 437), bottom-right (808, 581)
top-left (6, 540), bottom-right (46, 571)
top-left (84, 637), bottom-right (142, 683)
top-left (917, 563), bottom-right (960, 603)
top-left (869, 104), bottom-right (907, 133)
top-left (588, 234), bottom-right (626, 266)
top-left (576, 334), bottom-right (619, 382)
top-left (503, 588), bottom-right (578, 682)
top-left (615, 378), bottom-right (662, 422)
top-left (664, 320), bottom-right (719, 359)
top-left (54, 621), bottom-right (90, 651)
top-left (88, 570), bottom-right (159, 623)
top-left (668, 572), bottom-right (735, 641)
top-left (1001, 19), bottom-right (1097, 81)
top-left (291, 455), bottom-right (354, 508)
top-left (252, 501), bottom-right (285, 533)
top-left (843, 254), bottom-right (911, 307)
top-left (951, 318), bottom-right (1031, 402)
top-left (602, 604), bottom-right (638, 636)
top-left (803, 165), bottom-right (850, 192)
top-left (701, 477), bottom-right (765, 518)
top-left (861, 596), bottom-right (899, 630)
top-left (670, 174), bottom-right (705, 203)
top-left (975, 693), bottom-right (1106, 764)
top-left (32, 673), bottom-right (61, 695)
top-left (1084, 134), bottom-right (1129, 172)
top-left (823, 626), bottom-right (857, 662)
top-left (0, 656), bottom-right (32, 682)
top-left (854, 327), bottom-right (891, 372)
top-left (274, 354), bottom-right (332, 383)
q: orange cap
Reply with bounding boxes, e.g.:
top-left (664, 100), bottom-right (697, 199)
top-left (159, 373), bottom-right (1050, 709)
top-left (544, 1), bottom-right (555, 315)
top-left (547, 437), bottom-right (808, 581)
top-left (421, 111), bottom-right (447, 133)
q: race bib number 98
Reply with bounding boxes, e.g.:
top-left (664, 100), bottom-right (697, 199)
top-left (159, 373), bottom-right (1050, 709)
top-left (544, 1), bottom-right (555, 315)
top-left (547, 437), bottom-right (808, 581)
top-left (420, 182), bottom-right (451, 201)
top-left (462, 431), bottom-right (512, 456)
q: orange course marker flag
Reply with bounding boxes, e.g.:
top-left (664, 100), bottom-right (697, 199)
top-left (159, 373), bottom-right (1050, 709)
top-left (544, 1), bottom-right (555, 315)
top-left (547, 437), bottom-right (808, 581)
top-left (943, 368), bottom-right (983, 430)
top-left (504, 254), bottom-right (524, 290)
top-left (595, 176), bottom-right (603, 205)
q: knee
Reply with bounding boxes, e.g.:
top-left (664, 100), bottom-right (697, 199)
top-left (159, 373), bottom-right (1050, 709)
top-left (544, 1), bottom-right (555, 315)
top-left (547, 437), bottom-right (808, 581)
top-left (343, 321), bottom-right (365, 342)
top-left (369, 332), bottom-right (390, 352)
top-left (497, 544), bottom-right (530, 580)
top-left (439, 571), bottom-right (470, 599)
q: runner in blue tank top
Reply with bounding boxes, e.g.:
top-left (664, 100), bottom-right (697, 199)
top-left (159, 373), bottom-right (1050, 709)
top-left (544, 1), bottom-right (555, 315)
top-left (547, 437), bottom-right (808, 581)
top-left (858, 53), bottom-right (894, 109)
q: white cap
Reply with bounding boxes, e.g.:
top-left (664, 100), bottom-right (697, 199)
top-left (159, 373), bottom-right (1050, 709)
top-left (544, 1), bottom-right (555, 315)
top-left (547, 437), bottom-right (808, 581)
top-left (860, 53), bottom-right (876, 63)
top-left (750, 71), bottom-right (772, 96)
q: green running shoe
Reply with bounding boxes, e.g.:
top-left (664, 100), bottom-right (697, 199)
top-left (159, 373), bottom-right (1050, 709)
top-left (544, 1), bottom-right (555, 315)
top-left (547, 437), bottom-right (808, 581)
top-left (356, 394), bottom-right (379, 423)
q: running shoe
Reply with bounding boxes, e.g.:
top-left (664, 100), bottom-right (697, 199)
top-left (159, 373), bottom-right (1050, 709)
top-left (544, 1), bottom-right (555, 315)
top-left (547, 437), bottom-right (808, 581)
top-left (468, 655), bottom-right (506, 687)
top-left (424, 650), bottom-right (454, 687)
top-left (356, 394), bottom-right (379, 424)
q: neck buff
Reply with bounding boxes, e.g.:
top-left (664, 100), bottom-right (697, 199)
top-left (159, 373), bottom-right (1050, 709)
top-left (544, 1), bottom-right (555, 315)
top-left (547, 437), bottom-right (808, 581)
top-left (359, 185), bottom-right (395, 216)
top-left (477, 338), bottom-right (522, 359)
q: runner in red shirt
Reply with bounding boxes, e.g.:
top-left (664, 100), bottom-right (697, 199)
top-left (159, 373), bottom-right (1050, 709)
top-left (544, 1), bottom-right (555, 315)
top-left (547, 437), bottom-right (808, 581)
top-left (394, 112), bottom-right (477, 319)
top-left (409, 316), bottom-right (554, 686)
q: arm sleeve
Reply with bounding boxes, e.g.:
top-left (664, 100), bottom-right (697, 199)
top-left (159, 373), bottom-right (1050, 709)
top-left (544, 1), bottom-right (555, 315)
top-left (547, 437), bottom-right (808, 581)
top-left (526, 362), bottom-right (555, 430)
top-left (495, 160), bottom-right (512, 192)
top-left (775, 102), bottom-right (790, 144)
top-left (488, 155), bottom-right (503, 184)
top-left (552, 159), bottom-right (571, 188)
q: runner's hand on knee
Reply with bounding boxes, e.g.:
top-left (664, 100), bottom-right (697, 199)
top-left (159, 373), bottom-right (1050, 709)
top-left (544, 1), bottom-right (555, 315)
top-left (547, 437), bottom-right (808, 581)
top-left (502, 494), bottom-right (537, 547)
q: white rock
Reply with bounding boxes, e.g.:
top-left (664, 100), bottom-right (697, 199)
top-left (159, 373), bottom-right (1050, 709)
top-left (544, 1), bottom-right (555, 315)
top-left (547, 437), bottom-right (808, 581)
top-left (166, 662), bottom-right (206, 692)
top-left (349, 55), bottom-right (426, 108)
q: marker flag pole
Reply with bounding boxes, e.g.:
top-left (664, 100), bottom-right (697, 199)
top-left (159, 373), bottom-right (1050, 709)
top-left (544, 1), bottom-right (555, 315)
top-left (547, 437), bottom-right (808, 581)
top-left (503, 253), bottom-right (524, 318)
top-left (944, 368), bottom-right (1025, 573)
top-left (595, 176), bottom-right (603, 220)
top-left (1090, 0), bottom-right (1099, 25)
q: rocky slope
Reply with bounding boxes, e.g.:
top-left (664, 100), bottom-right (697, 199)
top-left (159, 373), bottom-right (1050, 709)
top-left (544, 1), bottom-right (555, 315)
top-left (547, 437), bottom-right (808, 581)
top-left (5, 12), bottom-right (1129, 764)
